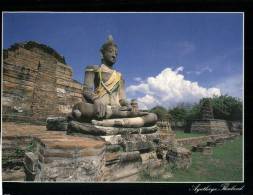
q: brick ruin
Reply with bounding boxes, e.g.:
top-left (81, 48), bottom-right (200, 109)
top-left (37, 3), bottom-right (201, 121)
top-left (3, 41), bottom-right (83, 119)
top-left (191, 98), bottom-right (230, 134)
top-left (200, 98), bottom-right (214, 120)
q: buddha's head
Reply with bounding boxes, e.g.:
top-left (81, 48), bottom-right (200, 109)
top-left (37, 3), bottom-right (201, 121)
top-left (100, 35), bottom-right (118, 67)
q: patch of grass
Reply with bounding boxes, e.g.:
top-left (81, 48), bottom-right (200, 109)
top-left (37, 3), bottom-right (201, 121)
top-left (15, 147), bottom-right (25, 157)
top-left (139, 136), bottom-right (243, 182)
top-left (26, 139), bottom-right (37, 152)
top-left (175, 131), bottom-right (206, 139)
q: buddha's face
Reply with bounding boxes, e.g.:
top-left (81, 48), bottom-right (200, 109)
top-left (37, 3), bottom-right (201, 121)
top-left (102, 45), bottom-right (118, 66)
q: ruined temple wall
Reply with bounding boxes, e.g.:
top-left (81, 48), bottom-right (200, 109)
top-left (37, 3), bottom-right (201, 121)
top-left (55, 62), bottom-right (83, 114)
top-left (3, 43), bottom-right (83, 117)
top-left (30, 56), bottom-right (58, 117)
top-left (3, 47), bottom-right (41, 113)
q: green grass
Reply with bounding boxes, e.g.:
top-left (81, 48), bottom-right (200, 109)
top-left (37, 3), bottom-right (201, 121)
top-left (139, 136), bottom-right (243, 182)
top-left (175, 131), bottom-right (206, 139)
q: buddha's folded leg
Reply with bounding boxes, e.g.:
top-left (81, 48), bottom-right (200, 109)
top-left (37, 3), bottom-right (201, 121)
top-left (91, 113), bottom-right (157, 127)
top-left (72, 102), bottom-right (97, 121)
top-left (72, 102), bottom-right (149, 120)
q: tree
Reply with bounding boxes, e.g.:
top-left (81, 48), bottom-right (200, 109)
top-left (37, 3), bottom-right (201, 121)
top-left (185, 103), bottom-right (201, 121)
top-left (169, 106), bottom-right (187, 121)
top-left (210, 95), bottom-right (242, 121)
top-left (150, 106), bottom-right (168, 120)
top-left (150, 95), bottom-right (242, 123)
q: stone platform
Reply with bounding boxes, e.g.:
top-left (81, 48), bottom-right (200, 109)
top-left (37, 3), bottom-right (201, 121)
top-left (2, 122), bottom-right (106, 181)
top-left (2, 121), bottom-right (178, 182)
top-left (190, 119), bottom-right (230, 134)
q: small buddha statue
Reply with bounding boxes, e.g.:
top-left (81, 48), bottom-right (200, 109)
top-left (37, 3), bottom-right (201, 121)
top-left (71, 35), bottom-right (157, 128)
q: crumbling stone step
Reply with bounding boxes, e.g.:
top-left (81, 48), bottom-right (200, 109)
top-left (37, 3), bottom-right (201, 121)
top-left (105, 151), bottom-right (141, 166)
top-left (67, 120), bottom-right (158, 136)
top-left (2, 122), bottom-right (107, 182)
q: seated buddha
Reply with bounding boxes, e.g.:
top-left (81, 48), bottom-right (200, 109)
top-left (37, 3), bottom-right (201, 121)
top-left (71, 36), bottom-right (157, 128)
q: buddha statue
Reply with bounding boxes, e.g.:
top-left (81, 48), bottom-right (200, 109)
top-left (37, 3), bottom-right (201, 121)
top-left (71, 36), bottom-right (157, 128)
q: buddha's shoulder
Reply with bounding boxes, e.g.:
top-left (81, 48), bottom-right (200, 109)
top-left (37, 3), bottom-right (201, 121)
top-left (85, 65), bottom-right (100, 72)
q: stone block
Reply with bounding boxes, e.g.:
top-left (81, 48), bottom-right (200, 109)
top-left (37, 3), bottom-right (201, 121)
top-left (24, 152), bottom-right (38, 172)
top-left (192, 143), bottom-right (212, 154)
top-left (102, 133), bottom-right (159, 153)
top-left (166, 147), bottom-right (192, 169)
top-left (106, 144), bottom-right (123, 153)
top-left (67, 121), bottom-right (107, 136)
top-left (46, 117), bottom-right (68, 131)
top-left (23, 152), bottom-right (38, 181)
top-left (2, 169), bottom-right (26, 181)
top-left (206, 140), bottom-right (216, 147)
top-left (102, 161), bottom-right (142, 181)
top-left (215, 138), bottom-right (225, 145)
top-left (202, 146), bottom-right (213, 155)
top-left (191, 145), bottom-right (198, 152)
top-left (105, 151), bottom-right (141, 166)
top-left (125, 140), bottom-right (154, 153)
top-left (105, 152), bottom-right (121, 166)
top-left (156, 146), bottom-right (164, 159)
top-left (119, 151), bottom-right (142, 164)
top-left (101, 135), bottom-right (124, 145)
top-left (140, 151), bottom-right (157, 163)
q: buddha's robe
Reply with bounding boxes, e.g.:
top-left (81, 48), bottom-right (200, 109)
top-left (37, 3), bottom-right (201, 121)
top-left (83, 64), bottom-right (126, 108)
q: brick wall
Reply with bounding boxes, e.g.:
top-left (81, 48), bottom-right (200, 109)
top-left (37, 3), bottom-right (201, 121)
top-left (3, 42), bottom-right (83, 118)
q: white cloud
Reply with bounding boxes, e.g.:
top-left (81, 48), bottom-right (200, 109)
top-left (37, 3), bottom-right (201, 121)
top-left (175, 66), bottom-right (184, 73)
top-left (214, 74), bottom-right (243, 98)
top-left (126, 67), bottom-right (221, 110)
top-left (186, 66), bottom-right (213, 75)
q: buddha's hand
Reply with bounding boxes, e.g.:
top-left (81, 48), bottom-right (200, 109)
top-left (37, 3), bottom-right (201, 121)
top-left (119, 106), bottom-right (131, 111)
top-left (119, 99), bottom-right (132, 111)
top-left (94, 99), bottom-right (107, 118)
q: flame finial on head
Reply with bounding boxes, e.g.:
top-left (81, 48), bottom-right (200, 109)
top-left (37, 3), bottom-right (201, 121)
top-left (108, 35), bottom-right (114, 42)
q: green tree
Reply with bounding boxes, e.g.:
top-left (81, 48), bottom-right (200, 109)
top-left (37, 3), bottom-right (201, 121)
top-left (185, 103), bottom-right (201, 121)
top-left (169, 106), bottom-right (187, 121)
top-left (210, 95), bottom-right (242, 121)
top-left (150, 106), bottom-right (168, 120)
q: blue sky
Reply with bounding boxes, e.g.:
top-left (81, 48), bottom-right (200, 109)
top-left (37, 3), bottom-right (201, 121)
top-left (3, 13), bottom-right (243, 109)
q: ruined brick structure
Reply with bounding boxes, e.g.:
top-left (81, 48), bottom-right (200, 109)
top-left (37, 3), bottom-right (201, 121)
top-left (200, 98), bottom-right (214, 120)
top-left (190, 98), bottom-right (229, 134)
top-left (3, 41), bottom-right (83, 118)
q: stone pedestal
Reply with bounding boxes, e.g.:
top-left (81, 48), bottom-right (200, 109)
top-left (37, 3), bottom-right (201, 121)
top-left (191, 119), bottom-right (230, 135)
top-left (64, 120), bottom-right (180, 181)
top-left (67, 120), bottom-right (158, 136)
